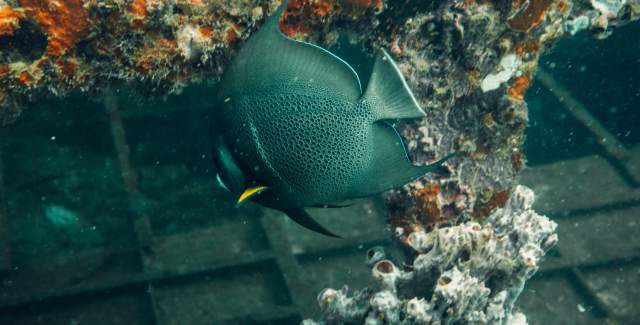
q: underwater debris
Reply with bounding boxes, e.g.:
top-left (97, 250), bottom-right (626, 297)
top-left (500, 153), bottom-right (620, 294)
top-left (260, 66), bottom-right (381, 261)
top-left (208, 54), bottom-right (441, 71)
top-left (44, 204), bottom-right (79, 228)
top-left (306, 186), bottom-right (558, 324)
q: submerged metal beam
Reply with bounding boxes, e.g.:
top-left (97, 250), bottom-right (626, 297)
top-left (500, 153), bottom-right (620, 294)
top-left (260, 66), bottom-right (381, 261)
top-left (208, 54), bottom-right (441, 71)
top-left (0, 148), bottom-right (11, 271)
top-left (536, 68), bottom-right (638, 186)
top-left (104, 91), bottom-right (161, 324)
top-left (104, 91), bottom-right (154, 257)
top-left (0, 247), bottom-right (274, 310)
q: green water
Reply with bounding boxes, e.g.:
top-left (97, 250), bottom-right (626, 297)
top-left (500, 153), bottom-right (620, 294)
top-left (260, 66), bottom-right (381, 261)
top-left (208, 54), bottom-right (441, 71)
top-left (0, 22), bottom-right (638, 325)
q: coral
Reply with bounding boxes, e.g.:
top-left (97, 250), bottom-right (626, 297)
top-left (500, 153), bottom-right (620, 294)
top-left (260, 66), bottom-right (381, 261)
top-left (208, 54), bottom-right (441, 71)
top-left (0, 6), bottom-right (24, 36)
top-left (480, 54), bottom-right (521, 92)
top-left (20, 0), bottom-right (89, 56)
top-left (0, 0), bottom-right (637, 125)
top-left (508, 0), bottom-right (556, 32)
top-left (507, 75), bottom-right (532, 102)
top-left (306, 186), bottom-right (558, 324)
top-left (279, 0), bottom-right (382, 37)
top-left (376, 0), bottom-right (637, 247)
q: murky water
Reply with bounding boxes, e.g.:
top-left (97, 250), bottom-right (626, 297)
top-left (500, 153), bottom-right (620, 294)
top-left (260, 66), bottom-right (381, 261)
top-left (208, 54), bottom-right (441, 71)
top-left (0, 15), bottom-right (638, 325)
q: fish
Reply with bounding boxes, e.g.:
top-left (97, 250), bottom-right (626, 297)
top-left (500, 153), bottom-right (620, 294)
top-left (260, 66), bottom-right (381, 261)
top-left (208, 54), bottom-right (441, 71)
top-left (211, 0), bottom-right (453, 237)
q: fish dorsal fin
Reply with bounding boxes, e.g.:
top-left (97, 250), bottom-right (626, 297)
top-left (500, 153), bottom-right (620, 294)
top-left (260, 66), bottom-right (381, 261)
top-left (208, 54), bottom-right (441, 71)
top-left (364, 49), bottom-right (425, 120)
top-left (218, 0), bottom-right (362, 101)
top-left (354, 122), bottom-right (445, 195)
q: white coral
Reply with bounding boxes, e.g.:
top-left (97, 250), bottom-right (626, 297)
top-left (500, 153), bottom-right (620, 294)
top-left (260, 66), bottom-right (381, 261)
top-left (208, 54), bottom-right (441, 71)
top-left (480, 54), bottom-right (521, 92)
top-left (308, 185), bottom-right (557, 325)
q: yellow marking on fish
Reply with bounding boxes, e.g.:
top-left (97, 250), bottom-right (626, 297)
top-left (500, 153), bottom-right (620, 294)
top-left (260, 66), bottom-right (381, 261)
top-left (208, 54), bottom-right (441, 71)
top-left (236, 186), bottom-right (268, 206)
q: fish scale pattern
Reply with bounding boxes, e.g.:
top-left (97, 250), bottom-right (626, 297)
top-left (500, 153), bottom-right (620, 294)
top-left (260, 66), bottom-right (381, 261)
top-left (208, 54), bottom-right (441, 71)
top-left (231, 86), bottom-right (373, 205)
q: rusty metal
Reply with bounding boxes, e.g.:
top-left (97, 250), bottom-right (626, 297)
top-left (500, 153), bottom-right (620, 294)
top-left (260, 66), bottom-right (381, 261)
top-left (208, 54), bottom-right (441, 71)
top-left (104, 91), bottom-right (161, 324)
top-left (104, 91), bottom-right (154, 256)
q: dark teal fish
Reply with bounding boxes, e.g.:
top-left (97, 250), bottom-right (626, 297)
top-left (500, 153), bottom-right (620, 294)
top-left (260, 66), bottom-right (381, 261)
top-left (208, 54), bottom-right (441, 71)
top-left (211, 0), bottom-right (452, 237)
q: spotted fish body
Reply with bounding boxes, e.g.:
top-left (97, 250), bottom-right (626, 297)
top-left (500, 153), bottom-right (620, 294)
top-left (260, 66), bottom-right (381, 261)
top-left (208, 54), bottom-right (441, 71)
top-left (212, 0), bottom-right (451, 237)
top-left (223, 88), bottom-right (370, 206)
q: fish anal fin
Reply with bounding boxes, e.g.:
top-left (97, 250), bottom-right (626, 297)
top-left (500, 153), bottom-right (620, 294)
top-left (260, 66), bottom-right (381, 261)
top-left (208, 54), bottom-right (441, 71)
top-left (363, 48), bottom-right (425, 120)
top-left (284, 208), bottom-right (341, 238)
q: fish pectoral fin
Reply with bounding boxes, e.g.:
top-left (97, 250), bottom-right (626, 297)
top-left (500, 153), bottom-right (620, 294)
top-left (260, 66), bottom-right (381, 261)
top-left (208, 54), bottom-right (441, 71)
top-left (216, 174), bottom-right (230, 192)
top-left (236, 186), bottom-right (269, 207)
top-left (284, 208), bottom-right (341, 238)
top-left (212, 134), bottom-right (245, 194)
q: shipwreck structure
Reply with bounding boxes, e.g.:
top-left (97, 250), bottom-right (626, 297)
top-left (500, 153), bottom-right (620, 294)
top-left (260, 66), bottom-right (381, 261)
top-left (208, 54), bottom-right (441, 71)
top-left (1, 0), bottom-right (638, 323)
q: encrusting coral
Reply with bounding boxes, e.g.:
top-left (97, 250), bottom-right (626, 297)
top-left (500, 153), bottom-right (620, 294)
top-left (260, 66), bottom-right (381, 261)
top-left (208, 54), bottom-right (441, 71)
top-left (305, 186), bottom-right (557, 324)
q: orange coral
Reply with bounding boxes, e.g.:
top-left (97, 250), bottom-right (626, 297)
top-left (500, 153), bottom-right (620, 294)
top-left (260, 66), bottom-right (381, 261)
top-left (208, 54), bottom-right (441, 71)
top-left (129, 0), bottom-right (147, 29)
top-left (224, 24), bottom-right (240, 43)
top-left (472, 191), bottom-right (509, 219)
top-left (415, 184), bottom-right (443, 226)
top-left (281, 0), bottom-right (328, 37)
top-left (0, 66), bottom-right (11, 76)
top-left (514, 41), bottom-right (540, 56)
top-left (340, 0), bottom-right (383, 14)
top-left (511, 151), bottom-right (524, 171)
top-left (555, 0), bottom-right (568, 14)
top-left (20, 0), bottom-right (89, 56)
top-left (17, 71), bottom-right (33, 85)
top-left (280, 0), bottom-right (381, 37)
top-left (507, 75), bottom-right (531, 101)
top-left (313, 0), bottom-right (333, 16)
top-left (462, 0), bottom-right (475, 6)
top-left (198, 27), bottom-right (212, 39)
top-left (56, 58), bottom-right (77, 80)
top-left (0, 7), bottom-right (25, 36)
top-left (134, 39), bottom-right (177, 72)
top-left (158, 38), bottom-right (177, 50)
top-left (508, 0), bottom-right (554, 32)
